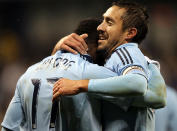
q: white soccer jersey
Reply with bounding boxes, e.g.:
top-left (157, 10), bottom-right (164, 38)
top-left (100, 43), bottom-right (154, 131)
top-left (1, 51), bottom-right (117, 131)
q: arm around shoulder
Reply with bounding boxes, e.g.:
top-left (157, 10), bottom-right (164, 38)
top-left (88, 73), bottom-right (147, 96)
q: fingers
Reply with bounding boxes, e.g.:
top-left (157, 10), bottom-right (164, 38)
top-left (71, 37), bottom-right (87, 54)
top-left (54, 33), bottom-right (88, 55)
top-left (80, 34), bottom-right (88, 51)
top-left (53, 86), bottom-right (59, 95)
top-left (53, 79), bottom-right (64, 101)
top-left (65, 39), bottom-right (86, 54)
top-left (53, 88), bottom-right (65, 101)
top-left (80, 33), bottom-right (88, 39)
top-left (53, 90), bottom-right (61, 101)
top-left (62, 44), bottom-right (78, 54)
top-left (53, 80), bottom-right (61, 93)
top-left (53, 84), bottom-right (61, 101)
top-left (71, 33), bottom-right (88, 53)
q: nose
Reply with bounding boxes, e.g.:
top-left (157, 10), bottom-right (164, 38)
top-left (97, 22), bottom-right (105, 32)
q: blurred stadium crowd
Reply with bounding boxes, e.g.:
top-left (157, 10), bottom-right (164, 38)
top-left (0, 0), bottom-right (177, 125)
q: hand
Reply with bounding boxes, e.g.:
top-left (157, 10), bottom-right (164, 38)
top-left (51, 33), bottom-right (88, 55)
top-left (53, 78), bottom-right (89, 101)
top-left (53, 78), bottom-right (80, 100)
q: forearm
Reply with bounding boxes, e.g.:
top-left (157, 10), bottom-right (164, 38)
top-left (88, 74), bottom-right (147, 96)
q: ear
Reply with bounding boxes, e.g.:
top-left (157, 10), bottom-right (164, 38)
top-left (125, 28), bottom-right (137, 40)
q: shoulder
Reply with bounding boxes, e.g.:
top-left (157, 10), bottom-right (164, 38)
top-left (106, 43), bottom-right (148, 75)
top-left (114, 45), bottom-right (134, 65)
top-left (108, 43), bottom-right (146, 66)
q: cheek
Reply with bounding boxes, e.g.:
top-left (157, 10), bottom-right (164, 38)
top-left (108, 30), bottom-right (119, 41)
top-left (107, 26), bottom-right (118, 36)
top-left (112, 29), bottom-right (122, 39)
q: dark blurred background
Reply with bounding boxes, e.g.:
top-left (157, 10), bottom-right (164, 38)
top-left (0, 0), bottom-right (177, 124)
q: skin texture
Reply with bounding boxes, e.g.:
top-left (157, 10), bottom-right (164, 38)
top-left (97, 6), bottom-right (127, 51)
top-left (97, 5), bottom-right (137, 53)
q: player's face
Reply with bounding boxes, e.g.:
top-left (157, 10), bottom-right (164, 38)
top-left (97, 6), bottom-right (128, 51)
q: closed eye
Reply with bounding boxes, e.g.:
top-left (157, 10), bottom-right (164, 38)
top-left (105, 17), bottom-right (114, 26)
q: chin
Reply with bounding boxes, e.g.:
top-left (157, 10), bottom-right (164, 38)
top-left (98, 41), bottom-right (107, 51)
top-left (97, 45), bottom-right (106, 51)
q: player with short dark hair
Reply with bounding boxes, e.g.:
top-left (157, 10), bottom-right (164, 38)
top-left (52, 1), bottom-right (166, 131)
top-left (1, 18), bottom-right (118, 131)
top-left (112, 0), bottom-right (149, 44)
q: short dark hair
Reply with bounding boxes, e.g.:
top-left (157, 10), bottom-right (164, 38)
top-left (74, 18), bottom-right (101, 46)
top-left (113, 0), bottom-right (149, 44)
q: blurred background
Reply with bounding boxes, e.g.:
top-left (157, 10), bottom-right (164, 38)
top-left (0, 0), bottom-right (177, 125)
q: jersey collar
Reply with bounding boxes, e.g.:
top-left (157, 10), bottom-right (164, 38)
top-left (115, 43), bottom-right (138, 50)
top-left (80, 54), bottom-right (93, 63)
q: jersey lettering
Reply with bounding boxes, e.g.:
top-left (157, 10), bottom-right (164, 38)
top-left (36, 57), bottom-right (75, 71)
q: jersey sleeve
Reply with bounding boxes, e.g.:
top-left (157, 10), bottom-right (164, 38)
top-left (131, 63), bottom-right (166, 108)
top-left (105, 46), bottom-right (148, 79)
top-left (89, 45), bottom-right (149, 109)
top-left (1, 78), bottom-right (24, 131)
top-left (81, 61), bottom-right (136, 111)
top-left (88, 73), bottom-right (147, 95)
top-left (88, 73), bottom-right (147, 111)
top-left (82, 61), bottom-right (117, 79)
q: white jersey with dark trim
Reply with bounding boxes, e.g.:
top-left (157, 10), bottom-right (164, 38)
top-left (105, 43), bottom-right (149, 77)
top-left (1, 51), bottom-right (116, 131)
top-left (102, 43), bottom-right (154, 131)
